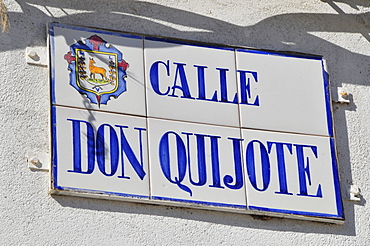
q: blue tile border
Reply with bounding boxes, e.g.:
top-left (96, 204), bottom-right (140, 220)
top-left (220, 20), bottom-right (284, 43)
top-left (236, 48), bottom-right (322, 60)
top-left (152, 196), bottom-right (246, 209)
top-left (51, 105), bottom-right (58, 189)
top-left (144, 36), bottom-right (234, 51)
top-left (49, 24), bottom-right (56, 104)
top-left (54, 185), bottom-right (150, 200)
top-left (322, 61), bottom-right (334, 137)
top-left (248, 206), bottom-right (343, 219)
top-left (49, 23), bottom-right (344, 222)
top-left (330, 138), bottom-right (345, 219)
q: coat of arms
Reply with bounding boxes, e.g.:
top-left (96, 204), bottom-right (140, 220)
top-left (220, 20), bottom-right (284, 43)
top-left (64, 35), bottom-right (129, 106)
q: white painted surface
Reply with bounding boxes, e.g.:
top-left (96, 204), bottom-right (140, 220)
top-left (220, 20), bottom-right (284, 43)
top-left (1, 0), bottom-right (369, 245)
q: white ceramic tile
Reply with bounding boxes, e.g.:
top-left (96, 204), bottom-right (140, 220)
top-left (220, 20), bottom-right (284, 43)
top-left (241, 128), bottom-right (342, 218)
top-left (50, 23), bottom-right (146, 116)
top-left (52, 106), bottom-right (149, 198)
top-left (144, 39), bottom-right (240, 127)
top-left (148, 118), bottom-right (246, 208)
top-left (236, 50), bottom-right (331, 136)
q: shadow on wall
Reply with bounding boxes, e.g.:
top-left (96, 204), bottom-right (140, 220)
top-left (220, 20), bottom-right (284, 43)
top-left (5, 0), bottom-right (370, 236)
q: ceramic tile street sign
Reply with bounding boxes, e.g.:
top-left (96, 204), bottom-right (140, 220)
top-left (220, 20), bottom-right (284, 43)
top-left (50, 23), bottom-right (343, 223)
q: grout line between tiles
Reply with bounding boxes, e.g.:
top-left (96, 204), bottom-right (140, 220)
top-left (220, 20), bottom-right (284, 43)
top-left (142, 38), bottom-right (153, 200)
top-left (53, 104), bottom-right (332, 138)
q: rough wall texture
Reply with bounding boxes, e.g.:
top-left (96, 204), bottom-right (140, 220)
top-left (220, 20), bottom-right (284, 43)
top-left (0, 0), bottom-right (369, 245)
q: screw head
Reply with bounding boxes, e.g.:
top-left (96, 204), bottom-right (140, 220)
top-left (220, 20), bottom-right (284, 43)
top-left (30, 157), bottom-right (40, 166)
top-left (28, 51), bottom-right (38, 60)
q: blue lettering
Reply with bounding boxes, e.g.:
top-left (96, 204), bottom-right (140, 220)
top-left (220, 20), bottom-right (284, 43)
top-left (295, 144), bottom-right (322, 197)
top-left (267, 141), bottom-right (293, 195)
top-left (208, 135), bottom-right (224, 189)
top-left (194, 65), bottom-right (208, 100)
top-left (67, 119), bottom-right (147, 181)
top-left (182, 132), bottom-right (207, 186)
top-left (96, 124), bottom-right (119, 176)
top-left (246, 140), bottom-right (270, 191)
top-left (115, 125), bottom-right (146, 180)
top-left (159, 131), bottom-right (192, 196)
top-left (150, 60), bottom-right (171, 95)
top-left (238, 70), bottom-right (259, 106)
top-left (223, 138), bottom-right (244, 190)
top-left (150, 61), bottom-right (259, 105)
top-left (67, 119), bottom-right (95, 174)
top-left (170, 62), bottom-right (194, 99)
top-left (216, 68), bottom-right (238, 104)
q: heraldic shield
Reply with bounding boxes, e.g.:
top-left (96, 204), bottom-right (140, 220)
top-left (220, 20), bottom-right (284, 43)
top-left (64, 35), bottom-right (129, 106)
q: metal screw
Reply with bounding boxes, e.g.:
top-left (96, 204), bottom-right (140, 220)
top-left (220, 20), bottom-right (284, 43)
top-left (30, 157), bottom-right (40, 166)
top-left (340, 91), bottom-right (348, 99)
top-left (28, 51), bottom-right (39, 60)
top-left (349, 184), bottom-right (361, 201)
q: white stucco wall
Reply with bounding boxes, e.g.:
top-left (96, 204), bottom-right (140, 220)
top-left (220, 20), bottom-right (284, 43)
top-left (1, 0), bottom-right (369, 245)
